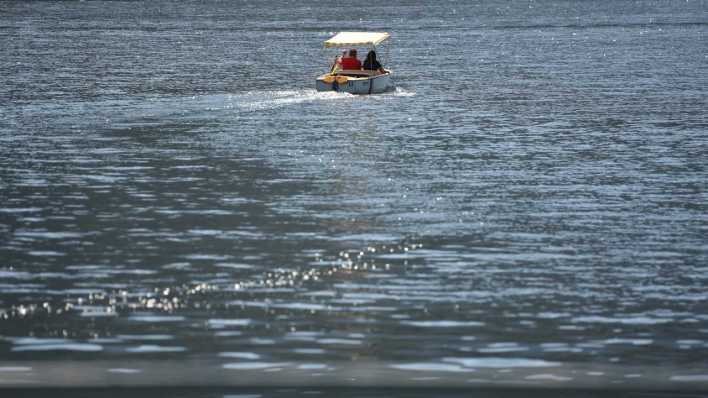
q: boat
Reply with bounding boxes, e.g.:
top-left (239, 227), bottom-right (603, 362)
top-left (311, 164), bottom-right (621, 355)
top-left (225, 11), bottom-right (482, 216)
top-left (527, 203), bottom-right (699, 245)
top-left (315, 32), bottom-right (394, 95)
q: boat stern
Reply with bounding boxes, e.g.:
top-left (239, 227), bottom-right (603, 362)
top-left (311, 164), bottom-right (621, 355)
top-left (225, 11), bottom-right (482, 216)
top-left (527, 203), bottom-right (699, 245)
top-left (315, 72), bottom-right (392, 94)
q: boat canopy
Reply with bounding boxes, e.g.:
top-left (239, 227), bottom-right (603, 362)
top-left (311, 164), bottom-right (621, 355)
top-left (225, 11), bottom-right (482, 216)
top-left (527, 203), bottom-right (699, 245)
top-left (324, 32), bottom-right (390, 48)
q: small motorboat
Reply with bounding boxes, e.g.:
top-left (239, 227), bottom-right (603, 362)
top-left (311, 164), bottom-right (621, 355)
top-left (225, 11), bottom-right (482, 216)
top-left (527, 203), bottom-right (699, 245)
top-left (316, 32), bottom-right (394, 95)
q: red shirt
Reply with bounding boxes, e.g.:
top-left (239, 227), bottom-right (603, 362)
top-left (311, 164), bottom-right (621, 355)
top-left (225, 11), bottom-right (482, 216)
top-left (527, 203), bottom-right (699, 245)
top-left (340, 57), bottom-right (361, 70)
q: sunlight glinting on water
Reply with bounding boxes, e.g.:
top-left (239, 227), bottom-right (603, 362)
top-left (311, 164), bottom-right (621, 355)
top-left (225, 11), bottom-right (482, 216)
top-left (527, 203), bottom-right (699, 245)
top-left (2, 0), bottom-right (708, 393)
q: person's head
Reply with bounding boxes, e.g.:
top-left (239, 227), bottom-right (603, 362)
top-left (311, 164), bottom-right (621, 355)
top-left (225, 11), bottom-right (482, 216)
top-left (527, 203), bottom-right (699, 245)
top-left (366, 50), bottom-right (377, 62)
top-left (348, 49), bottom-right (357, 58)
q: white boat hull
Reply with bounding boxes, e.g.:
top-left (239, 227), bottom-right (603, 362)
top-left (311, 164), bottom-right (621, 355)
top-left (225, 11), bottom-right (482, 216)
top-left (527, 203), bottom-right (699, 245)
top-left (316, 72), bottom-right (393, 94)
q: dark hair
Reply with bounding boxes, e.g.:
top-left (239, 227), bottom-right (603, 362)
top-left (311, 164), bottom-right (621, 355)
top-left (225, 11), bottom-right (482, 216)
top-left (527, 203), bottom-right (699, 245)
top-left (365, 50), bottom-right (377, 63)
top-left (349, 49), bottom-right (357, 57)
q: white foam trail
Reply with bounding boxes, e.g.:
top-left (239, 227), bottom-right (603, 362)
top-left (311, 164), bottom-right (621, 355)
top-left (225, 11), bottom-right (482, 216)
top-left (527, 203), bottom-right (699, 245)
top-left (231, 89), bottom-right (351, 112)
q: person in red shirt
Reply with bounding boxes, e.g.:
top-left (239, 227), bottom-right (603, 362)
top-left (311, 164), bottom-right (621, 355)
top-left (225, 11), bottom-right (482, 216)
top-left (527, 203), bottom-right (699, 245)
top-left (340, 49), bottom-right (361, 70)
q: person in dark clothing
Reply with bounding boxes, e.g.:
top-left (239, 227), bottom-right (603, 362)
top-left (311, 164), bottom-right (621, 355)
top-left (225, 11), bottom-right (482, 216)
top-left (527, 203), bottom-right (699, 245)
top-left (363, 50), bottom-right (386, 74)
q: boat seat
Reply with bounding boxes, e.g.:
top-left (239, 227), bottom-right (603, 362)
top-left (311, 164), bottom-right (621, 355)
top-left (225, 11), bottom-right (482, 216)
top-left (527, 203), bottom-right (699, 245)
top-left (336, 69), bottom-right (377, 77)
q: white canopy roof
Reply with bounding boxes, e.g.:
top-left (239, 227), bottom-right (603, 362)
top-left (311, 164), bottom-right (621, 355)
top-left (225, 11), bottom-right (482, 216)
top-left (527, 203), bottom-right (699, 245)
top-left (324, 32), bottom-right (390, 48)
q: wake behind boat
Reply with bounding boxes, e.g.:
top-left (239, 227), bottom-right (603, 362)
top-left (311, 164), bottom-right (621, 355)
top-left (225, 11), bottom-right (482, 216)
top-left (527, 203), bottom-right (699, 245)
top-left (315, 32), bottom-right (394, 95)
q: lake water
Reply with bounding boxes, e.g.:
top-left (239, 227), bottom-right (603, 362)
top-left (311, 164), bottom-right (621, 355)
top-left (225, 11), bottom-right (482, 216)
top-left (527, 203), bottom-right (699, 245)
top-left (1, 0), bottom-right (708, 395)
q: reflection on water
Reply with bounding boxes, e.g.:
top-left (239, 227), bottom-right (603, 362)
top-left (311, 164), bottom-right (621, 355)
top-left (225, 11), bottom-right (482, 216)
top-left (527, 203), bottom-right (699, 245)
top-left (2, 0), bottom-right (708, 393)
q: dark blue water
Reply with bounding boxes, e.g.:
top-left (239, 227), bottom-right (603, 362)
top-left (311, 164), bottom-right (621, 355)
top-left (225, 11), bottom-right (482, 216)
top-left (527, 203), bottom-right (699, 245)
top-left (2, 0), bottom-right (708, 393)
